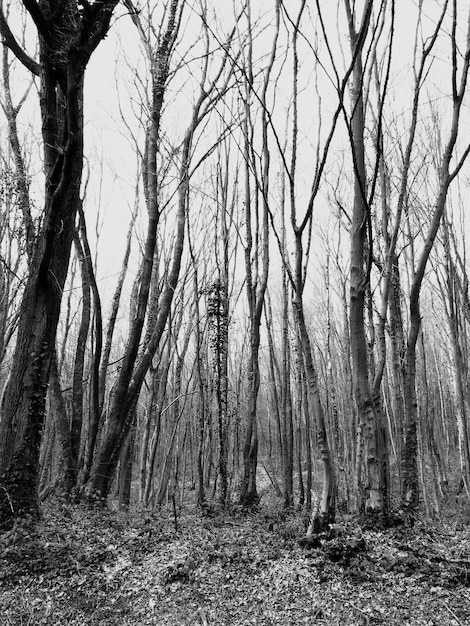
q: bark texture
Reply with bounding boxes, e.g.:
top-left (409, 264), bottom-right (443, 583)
top-left (0, 0), bottom-right (119, 527)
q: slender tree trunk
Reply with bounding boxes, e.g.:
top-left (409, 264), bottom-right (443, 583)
top-left (345, 0), bottom-right (389, 520)
top-left (239, 0), bottom-right (275, 506)
top-left (142, 351), bottom-right (171, 505)
top-left (70, 230), bottom-right (91, 472)
top-left (155, 319), bottom-right (191, 506)
top-left (282, 278), bottom-right (294, 509)
top-left (189, 249), bottom-right (207, 507)
top-left (296, 300), bottom-right (335, 532)
top-left (48, 352), bottom-right (76, 496)
top-left (207, 279), bottom-right (229, 506)
top-left (441, 218), bottom-right (470, 496)
top-left (401, 0), bottom-right (470, 516)
top-left (117, 421), bottom-right (135, 509)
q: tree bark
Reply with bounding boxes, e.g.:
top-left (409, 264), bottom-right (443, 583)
top-left (402, 12), bottom-right (470, 509)
top-left (0, 0), bottom-right (118, 526)
top-left (239, 0), bottom-right (276, 507)
top-left (345, 0), bottom-right (389, 520)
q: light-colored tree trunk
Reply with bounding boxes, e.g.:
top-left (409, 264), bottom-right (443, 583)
top-left (402, 5), bottom-right (470, 511)
top-left (239, 0), bottom-right (276, 506)
top-left (345, 0), bottom-right (389, 520)
top-left (88, 3), bottom-right (239, 499)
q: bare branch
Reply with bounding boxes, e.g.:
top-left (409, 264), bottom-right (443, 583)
top-left (0, 7), bottom-right (39, 75)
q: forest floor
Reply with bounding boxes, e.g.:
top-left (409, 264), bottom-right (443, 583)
top-left (0, 497), bottom-right (470, 625)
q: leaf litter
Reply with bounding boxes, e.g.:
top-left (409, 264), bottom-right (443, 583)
top-left (0, 501), bottom-right (469, 625)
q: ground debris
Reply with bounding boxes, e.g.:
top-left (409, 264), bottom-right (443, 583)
top-left (0, 502), bottom-right (469, 625)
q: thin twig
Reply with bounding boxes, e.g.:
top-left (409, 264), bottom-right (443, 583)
top-left (0, 486), bottom-right (14, 513)
top-left (441, 600), bottom-right (463, 625)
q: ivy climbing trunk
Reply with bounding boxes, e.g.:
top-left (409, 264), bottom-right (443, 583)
top-left (208, 279), bottom-right (229, 506)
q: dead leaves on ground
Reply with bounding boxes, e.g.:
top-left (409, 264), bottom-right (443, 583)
top-left (0, 502), bottom-right (469, 625)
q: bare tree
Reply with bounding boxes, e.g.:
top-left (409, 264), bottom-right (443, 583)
top-left (87, 1), bottom-right (241, 499)
top-left (238, 0), bottom-right (275, 507)
top-left (0, 0), bottom-right (119, 527)
top-left (401, 0), bottom-right (470, 514)
top-left (344, 0), bottom-right (390, 520)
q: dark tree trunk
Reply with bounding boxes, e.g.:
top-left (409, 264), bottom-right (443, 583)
top-left (117, 423), bottom-right (135, 509)
top-left (0, 1), bottom-right (118, 527)
top-left (48, 351), bottom-right (76, 496)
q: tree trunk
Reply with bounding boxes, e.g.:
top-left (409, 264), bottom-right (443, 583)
top-left (87, 2), bottom-right (237, 498)
top-left (70, 230), bottom-right (91, 472)
top-left (48, 352), bottom-right (76, 496)
top-left (296, 301), bottom-right (335, 532)
top-left (0, 1), bottom-right (118, 526)
top-left (207, 279), bottom-right (229, 506)
top-left (117, 423), bottom-right (135, 509)
top-left (239, 1), bottom-right (275, 506)
top-left (0, 0), bottom-right (119, 528)
top-left (401, 0), bottom-right (470, 516)
top-left (345, 0), bottom-right (389, 520)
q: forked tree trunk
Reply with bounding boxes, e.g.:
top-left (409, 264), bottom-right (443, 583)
top-left (346, 0), bottom-right (389, 520)
top-left (86, 1), bottom-right (184, 498)
top-left (295, 300), bottom-right (335, 532)
top-left (87, 3), bottom-right (238, 499)
top-left (402, 15), bottom-right (470, 511)
top-left (0, 0), bottom-right (118, 527)
top-left (239, 0), bottom-right (275, 506)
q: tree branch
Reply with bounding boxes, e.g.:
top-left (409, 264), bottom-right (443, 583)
top-left (0, 8), bottom-right (39, 75)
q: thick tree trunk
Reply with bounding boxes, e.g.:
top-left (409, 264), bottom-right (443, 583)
top-left (0, 1), bottom-right (118, 526)
top-left (0, 72), bottom-right (84, 524)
